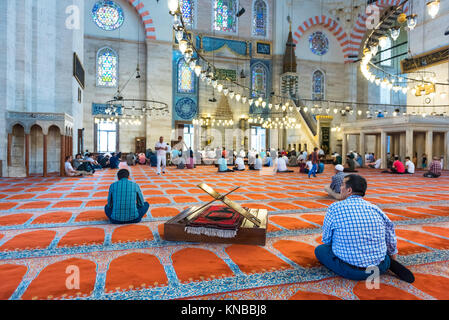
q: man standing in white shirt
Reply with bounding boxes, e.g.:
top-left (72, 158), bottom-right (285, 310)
top-left (155, 136), bottom-right (168, 175)
top-left (405, 156), bottom-right (415, 174)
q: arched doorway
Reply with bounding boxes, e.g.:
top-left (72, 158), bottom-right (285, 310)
top-left (48, 126), bottom-right (62, 175)
top-left (8, 124), bottom-right (27, 177)
top-left (30, 125), bottom-right (44, 176)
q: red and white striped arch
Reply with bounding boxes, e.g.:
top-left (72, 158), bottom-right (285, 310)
top-left (292, 15), bottom-right (350, 62)
top-left (347, 0), bottom-right (409, 61)
top-left (126, 0), bottom-right (156, 40)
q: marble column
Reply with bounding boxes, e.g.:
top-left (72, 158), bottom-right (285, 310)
top-left (359, 132), bottom-right (365, 165)
top-left (7, 133), bottom-right (12, 166)
top-left (60, 135), bottom-right (65, 176)
top-left (381, 130), bottom-right (387, 169)
top-left (405, 129), bottom-right (414, 159)
top-left (342, 134), bottom-right (348, 165)
top-left (425, 130), bottom-right (433, 164)
top-left (25, 134), bottom-right (30, 177)
top-left (444, 131), bottom-right (449, 170)
top-left (43, 134), bottom-right (47, 177)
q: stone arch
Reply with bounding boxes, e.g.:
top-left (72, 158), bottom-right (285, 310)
top-left (47, 125), bottom-right (62, 175)
top-left (10, 124), bottom-right (26, 168)
top-left (30, 124), bottom-right (44, 175)
top-left (125, 0), bottom-right (156, 40)
top-left (347, 0), bottom-right (409, 61)
top-left (293, 15), bottom-right (349, 61)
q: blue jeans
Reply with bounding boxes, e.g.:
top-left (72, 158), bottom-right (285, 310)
top-left (104, 202), bottom-right (149, 224)
top-left (314, 244), bottom-right (390, 281)
top-left (308, 163), bottom-right (317, 178)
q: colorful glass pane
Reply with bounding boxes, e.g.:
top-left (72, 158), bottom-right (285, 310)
top-left (309, 31), bottom-right (329, 56)
top-left (312, 70), bottom-right (324, 100)
top-left (178, 59), bottom-right (194, 93)
top-left (214, 0), bottom-right (237, 33)
top-left (253, 0), bottom-right (267, 37)
top-left (97, 48), bottom-right (118, 87)
top-left (252, 65), bottom-right (266, 98)
top-left (92, 1), bottom-right (124, 31)
top-left (180, 0), bottom-right (194, 27)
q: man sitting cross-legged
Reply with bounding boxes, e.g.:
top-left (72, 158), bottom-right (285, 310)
top-left (274, 153), bottom-right (294, 173)
top-left (218, 155), bottom-right (234, 172)
top-left (65, 156), bottom-right (91, 177)
top-left (234, 155), bottom-right (246, 171)
top-left (324, 164), bottom-right (345, 200)
top-left (315, 174), bottom-right (414, 283)
top-left (104, 169), bottom-right (150, 224)
top-left (423, 156), bottom-right (442, 178)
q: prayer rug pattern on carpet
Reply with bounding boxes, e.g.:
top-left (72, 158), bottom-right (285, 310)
top-left (1, 165), bottom-right (449, 300)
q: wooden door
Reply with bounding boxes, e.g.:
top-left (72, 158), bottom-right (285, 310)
top-left (135, 137), bottom-right (146, 154)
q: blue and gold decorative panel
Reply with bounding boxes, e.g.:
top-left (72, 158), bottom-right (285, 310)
top-left (92, 1), bottom-right (124, 31)
top-left (92, 103), bottom-right (122, 115)
top-left (197, 36), bottom-right (250, 57)
top-left (172, 50), bottom-right (198, 123)
top-left (250, 59), bottom-right (271, 119)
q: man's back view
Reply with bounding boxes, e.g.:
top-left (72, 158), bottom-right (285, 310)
top-left (105, 169), bottom-right (150, 224)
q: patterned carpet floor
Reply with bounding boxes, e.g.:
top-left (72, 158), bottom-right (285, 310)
top-left (1, 164), bottom-right (449, 300)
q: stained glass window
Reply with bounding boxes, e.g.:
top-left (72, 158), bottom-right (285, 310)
top-left (92, 1), bottom-right (124, 31)
top-left (251, 63), bottom-right (267, 98)
top-left (178, 59), bottom-right (194, 93)
top-left (253, 0), bottom-right (267, 37)
top-left (180, 0), bottom-right (194, 27)
top-left (309, 31), bottom-right (329, 56)
top-left (312, 70), bottom-right (325, 100)
top-left (213, 0), bottom-right (238, 33)
top-left (97, 48), bottom-right (118, 87)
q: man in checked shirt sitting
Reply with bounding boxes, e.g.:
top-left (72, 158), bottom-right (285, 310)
top-left (104, 169), bottom-right (150, 224)
top-left (315, 174), bottom-right (414, 282)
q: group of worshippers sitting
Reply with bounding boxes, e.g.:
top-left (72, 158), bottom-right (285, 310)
top-left (64, 151), bottom-right (121, 177)
top-left (101, 166), bottom-right (415, 284)
top-left (380, 155), bottom-right (442, 177)
top-left (125, 149), bottom-right (158, 167)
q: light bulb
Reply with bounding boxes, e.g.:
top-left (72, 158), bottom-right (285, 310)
top-left (241, 96), bottom-right (247, 104)
top-left (235, 94), bottom-right (241, 102)
top-left (229, 91), bottom-right (235, 99)
top-left (255, 100), bottom-right (260, 107)
top-left (175, 30), bottom-right (184, 42)
top-left (407, 14), bottom-right (417, 30)
top-left (217, 84), bottom-right (223, 92)
top-left (223, 88), bottom-right (229, 96)
top-left (194, 65), bottom-right (201, 76)
top-left (370, 44), bottom-right (378, 56)
top-left (248, 98), bottom-right (254, 105)
top-left (378, 35), bottom-right (388, 49)
top-left (390, 27), bottom-right (400, 41)
top-left (178, 40), bottom-right (188, 54)
top-left (427, 0), bottom-right (440, 19)
top-left (168, 0), bottom-right (179, 13)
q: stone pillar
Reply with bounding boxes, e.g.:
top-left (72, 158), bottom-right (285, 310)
top-left (405, 129), bottom-right (413, 159)
top-left (25, 134), bottom-right (30, 177)
top-left (60, 135), bottom-right (65, 176)
top-left (381, 130), bottom-right (387, 169)
top-left (43, 134), bottom-right (47, 177)
top-left (425, 130), bottom-right (433, 164)
top-left (359, 132), bottom-right (365, 166)
top-left (445, 131), bottom-right (449, 170)
top-left (7, 133), bottom-right (12, 166)
top-left (342, 133), bottom-right (348, 165)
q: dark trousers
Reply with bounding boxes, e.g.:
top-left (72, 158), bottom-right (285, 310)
top-left (104, 202), bottom-right (150, 224)
top-left (315, 244), bottom-right (390, 281)
top-left (424, 172), bottom-right (441, 178)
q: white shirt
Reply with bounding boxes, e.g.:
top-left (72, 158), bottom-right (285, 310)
top-left (282, 156), bottom-right (289, 163)
top-left (235, 157), bottom-right (245, 170)
top-left (65, 162), bottom-right (75, 176)
top-left (155, 142), bottom-right (168, 157)
top-left (405, 160), bottom-right (415, 173)
top-left (306, 160), bottom-right (313, 170)
top-left (254, 158), bottom-right (262, 170)
top-left (374, 159), bottom-right (381, 169)
top-left (239, 150), bottom-right (246, 158)
top-left (275, 157), bottom-right (287, 172)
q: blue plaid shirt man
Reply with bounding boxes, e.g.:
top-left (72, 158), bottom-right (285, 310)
top-left (322, 195), bottom-right (398, 268)
top-left (106, 178), bottom-right (147, 222)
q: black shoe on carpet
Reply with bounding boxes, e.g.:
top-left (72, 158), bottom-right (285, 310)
top-left (389, 259), bottom-right (415, 283)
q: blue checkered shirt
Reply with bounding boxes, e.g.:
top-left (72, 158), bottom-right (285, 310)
top-left (107, 178), bottom-right (145, 222)
top-left (322, 195), bottom-right (398, 268)
top-left (330, 172), bottom-right (345, 193)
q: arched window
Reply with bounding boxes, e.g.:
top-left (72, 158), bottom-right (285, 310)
top-left (312, 70), bottom-right (325, 100)
top-left (213, 0), bottom-right (238, 33)
top-left (177, 58), bottom-right (194, 93)
top-left (180, 0), bottom-right (195, 28)
top-left (252, 0), bottom-right (267, 37)
top-left (97, 47), bottom-right (118, 87)
top-left (251, 63), bottom-right (267, 98)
